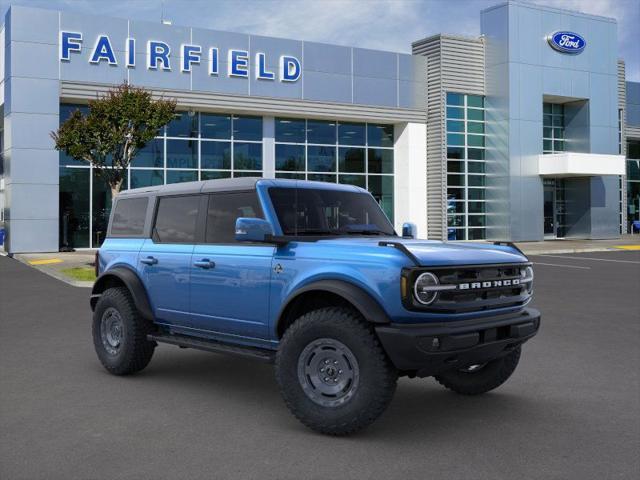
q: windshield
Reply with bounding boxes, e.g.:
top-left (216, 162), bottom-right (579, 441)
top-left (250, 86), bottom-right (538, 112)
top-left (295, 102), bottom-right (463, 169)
top-left (268, 187), bottom-right (396, 236)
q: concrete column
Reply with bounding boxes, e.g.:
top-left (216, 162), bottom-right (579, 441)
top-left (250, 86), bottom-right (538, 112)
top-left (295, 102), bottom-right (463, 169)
top-left (3, 6), bottom-right (60, 253)
top-left (393, 122), bottom-right (427, 237)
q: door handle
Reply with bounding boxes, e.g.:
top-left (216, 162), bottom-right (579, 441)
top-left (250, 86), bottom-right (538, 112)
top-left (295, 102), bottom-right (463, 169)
top-left (140, 256), bottom-right (158, 265)
top-left (193, 259), bottom-right (215, 269)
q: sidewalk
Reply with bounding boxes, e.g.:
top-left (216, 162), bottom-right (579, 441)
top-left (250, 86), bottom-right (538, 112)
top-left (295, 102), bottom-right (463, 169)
top-left (10, 251), bottom-right (96, 288)
top-left (511, 235), bottom-right (640, 255)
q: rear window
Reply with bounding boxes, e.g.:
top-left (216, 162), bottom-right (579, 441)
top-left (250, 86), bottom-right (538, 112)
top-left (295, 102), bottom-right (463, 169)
top-left (153, 195), bottom-right (200, 243)
top-left (110, 197), bottom-right (148, 236)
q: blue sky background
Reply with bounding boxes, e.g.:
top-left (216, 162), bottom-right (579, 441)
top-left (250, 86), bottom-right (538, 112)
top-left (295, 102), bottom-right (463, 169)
top-left (1, 0), bottom-right (638, 80)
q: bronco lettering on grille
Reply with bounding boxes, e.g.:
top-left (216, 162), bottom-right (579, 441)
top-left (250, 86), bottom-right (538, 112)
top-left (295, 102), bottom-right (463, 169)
top-left (458, 278), bottom-right (520, 290)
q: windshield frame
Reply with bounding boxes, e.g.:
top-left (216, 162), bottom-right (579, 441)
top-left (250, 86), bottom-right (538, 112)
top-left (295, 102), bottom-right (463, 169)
top-left (267, 186), bottom-right (397, 239)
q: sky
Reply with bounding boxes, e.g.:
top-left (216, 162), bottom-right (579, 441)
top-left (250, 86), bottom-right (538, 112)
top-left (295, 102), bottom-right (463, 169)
top-left (1, 0), bottom-right (638, 80)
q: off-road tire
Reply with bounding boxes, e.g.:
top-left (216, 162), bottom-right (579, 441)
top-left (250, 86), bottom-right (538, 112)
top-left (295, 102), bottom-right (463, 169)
top-left (92, 287), bottom-right (156, 375)
top-left (434, 347), bottom-right (521, 395)
top-left (275, 307), bottom-right (398, 436)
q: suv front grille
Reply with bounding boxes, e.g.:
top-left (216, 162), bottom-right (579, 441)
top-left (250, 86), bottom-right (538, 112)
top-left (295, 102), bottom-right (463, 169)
top-left (404, 263), bottom-right (532, 314)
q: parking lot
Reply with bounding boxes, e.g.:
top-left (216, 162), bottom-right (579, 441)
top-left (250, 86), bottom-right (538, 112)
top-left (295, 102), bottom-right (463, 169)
top-left (1, 250), bottom-right (638, 479)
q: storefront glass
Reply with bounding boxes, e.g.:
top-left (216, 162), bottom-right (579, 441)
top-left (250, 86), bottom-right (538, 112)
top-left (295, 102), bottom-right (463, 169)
top-left (445, 92), bottom-right (487, 240)
top-left (58, 104), bottom-right (264, 248)
top-left (274, 118), bottom-right (395, 222)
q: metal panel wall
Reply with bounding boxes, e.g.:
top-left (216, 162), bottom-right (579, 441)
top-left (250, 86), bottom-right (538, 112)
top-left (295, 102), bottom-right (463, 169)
top-left (482, 1), bottom-right (621, 241)
top-left (2, 6), bottom-right (60, 252)
top-left (412, 35), bottom-right (485, 240)
top-left (55, 10), bottom-right (427, 111)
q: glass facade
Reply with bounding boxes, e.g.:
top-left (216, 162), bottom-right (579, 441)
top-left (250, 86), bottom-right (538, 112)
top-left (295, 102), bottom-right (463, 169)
top-left (58, 104), bottom-right (263, 248)
top-left (445, 92), bottom-right (487, 240)
top-left (58, 106), bottom-right (396, 248)
top-left (274, 118), bottom-right (395, 222)
top-left (543, 103), bottom-right (565, 154)
top-left (627, 139), bottom-right (640, 232)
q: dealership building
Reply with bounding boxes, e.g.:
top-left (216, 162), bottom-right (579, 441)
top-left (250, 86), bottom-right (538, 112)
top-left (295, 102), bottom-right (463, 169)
top-left (0, 1), bottom-right (639, 252)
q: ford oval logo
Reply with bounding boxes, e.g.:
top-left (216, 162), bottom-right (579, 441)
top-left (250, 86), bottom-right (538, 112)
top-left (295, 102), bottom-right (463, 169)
top-left (547, 31), bottom-right (586, 54)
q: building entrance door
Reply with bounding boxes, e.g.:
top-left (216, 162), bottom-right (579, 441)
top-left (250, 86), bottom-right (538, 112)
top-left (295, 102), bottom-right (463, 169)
top-left (543, 179), bottom-right (567, 238)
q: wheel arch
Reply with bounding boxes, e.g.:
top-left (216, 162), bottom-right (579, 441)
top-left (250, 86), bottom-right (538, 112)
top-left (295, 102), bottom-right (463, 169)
top-left (90, 266), bottom-right (154, 321)
top-left (275, 279), bottom-right (390, 338)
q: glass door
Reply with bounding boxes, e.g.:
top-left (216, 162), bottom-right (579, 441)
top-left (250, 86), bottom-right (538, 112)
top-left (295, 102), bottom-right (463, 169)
top-left (555, 179), bottom-right (567, 238)
top-left (543, 178), bottom-right (567, 238)
top-left (543, 179), bottom-right (556, 237)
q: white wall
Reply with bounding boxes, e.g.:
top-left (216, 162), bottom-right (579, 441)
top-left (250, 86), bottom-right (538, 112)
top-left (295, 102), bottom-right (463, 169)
top-left (394, 122), bottom-right (427, 238)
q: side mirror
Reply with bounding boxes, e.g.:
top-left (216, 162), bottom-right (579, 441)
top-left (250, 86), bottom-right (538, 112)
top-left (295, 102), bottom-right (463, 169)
top-left (402, 222), bottom-right (417, 239)
top-left (235, 217), bottom-right (274, 243)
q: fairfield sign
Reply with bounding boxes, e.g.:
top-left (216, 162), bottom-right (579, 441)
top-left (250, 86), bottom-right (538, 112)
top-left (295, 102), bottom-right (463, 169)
top-left (59, 31), bottom-right (302, 82)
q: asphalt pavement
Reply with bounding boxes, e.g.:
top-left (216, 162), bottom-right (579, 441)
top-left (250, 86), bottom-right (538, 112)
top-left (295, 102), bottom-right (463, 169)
top-left (1, 251), bottom-right (638, 479)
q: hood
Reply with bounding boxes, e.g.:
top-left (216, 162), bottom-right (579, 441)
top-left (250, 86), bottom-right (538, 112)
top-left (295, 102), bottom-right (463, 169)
top-left (315, 237), bottom-right (528, 266)
top-left (397, 239), bottom-right (528, 266)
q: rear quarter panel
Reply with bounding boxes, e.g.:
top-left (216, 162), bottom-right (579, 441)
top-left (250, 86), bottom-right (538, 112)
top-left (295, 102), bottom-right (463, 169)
top-left (99, 238), bottom-right (146, 276)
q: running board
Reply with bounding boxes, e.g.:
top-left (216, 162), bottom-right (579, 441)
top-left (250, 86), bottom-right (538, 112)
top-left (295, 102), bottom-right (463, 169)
top-left (147, 333), bottom-right (276, 363)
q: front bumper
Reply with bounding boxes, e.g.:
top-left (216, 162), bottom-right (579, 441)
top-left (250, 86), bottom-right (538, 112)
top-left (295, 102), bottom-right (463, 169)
top-left (375, 308), bottom-right (540, 377)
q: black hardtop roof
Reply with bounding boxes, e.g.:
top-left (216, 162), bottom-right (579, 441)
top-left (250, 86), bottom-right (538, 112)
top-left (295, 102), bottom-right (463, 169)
top-left (116, 177), bottom-right (262, 198)
top-left (115, 177), bottom-right (367, 200)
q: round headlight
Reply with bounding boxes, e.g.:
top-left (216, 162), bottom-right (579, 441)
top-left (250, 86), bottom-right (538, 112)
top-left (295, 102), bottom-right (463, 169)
top-left (414, 272), bottom-right (440, 305)
top-left (521, 266), bottom-right (534, 293)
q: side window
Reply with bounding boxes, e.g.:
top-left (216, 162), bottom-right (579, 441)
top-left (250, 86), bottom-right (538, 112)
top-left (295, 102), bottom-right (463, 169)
top-left (206, 192), bottom-right (262, 244)
top-left (154, 195), bottom-right (200, 243)
top-left (110, 197), bottom-right (148, 236)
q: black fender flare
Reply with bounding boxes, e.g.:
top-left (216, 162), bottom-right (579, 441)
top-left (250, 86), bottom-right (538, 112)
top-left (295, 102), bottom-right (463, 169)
top-left (90, 267), bottom-right (154, 321)
top-left (276, 279), bottom-right (391, 332)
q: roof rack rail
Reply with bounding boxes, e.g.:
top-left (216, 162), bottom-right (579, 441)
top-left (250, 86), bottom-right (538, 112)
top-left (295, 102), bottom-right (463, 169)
top-left (378, 241), bottom-right (420, 266)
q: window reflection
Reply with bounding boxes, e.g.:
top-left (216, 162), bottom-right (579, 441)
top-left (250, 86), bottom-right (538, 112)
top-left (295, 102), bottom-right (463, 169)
top-left (201, 113), bottom-right (231, 139)
top-left (167, 111), bottom-right (198, 138)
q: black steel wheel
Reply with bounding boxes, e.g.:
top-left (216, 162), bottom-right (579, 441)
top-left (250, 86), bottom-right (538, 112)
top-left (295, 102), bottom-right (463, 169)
top-left (297, 337), bottom-right (360, 408)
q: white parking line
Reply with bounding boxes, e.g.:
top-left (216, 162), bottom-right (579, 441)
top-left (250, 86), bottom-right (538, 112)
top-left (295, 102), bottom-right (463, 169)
top-left (532, 262), bottom-right (591, 270)
top-left (538, 254), bottom-right (640, 265)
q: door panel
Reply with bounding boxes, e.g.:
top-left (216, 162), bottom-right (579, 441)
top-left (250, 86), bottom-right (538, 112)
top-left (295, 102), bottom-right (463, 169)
top-left (189, 191), bottom-right (274, 341)
top-left (139, 194), bottom-right (201, 326)
top-left (190, 244), bottom-right (274, 339)
top-left (139, 239), bottom-right (194, 325)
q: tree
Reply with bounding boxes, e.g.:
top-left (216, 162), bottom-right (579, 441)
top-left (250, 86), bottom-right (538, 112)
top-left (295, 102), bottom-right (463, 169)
top-left (52, 82), bottom-right (176, 200)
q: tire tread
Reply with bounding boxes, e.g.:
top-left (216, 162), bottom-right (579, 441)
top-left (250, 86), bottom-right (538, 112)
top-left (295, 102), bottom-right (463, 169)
top-left (275, 307), bottom-right (397, 436)
top-left (434, 347), bottom-right (521, 395)
top-left (92, 287), bottom-right (155, 375)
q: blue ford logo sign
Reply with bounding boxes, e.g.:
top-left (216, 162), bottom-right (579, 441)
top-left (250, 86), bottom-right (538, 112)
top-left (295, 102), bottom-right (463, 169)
top-left (547, 31), bottom-right (586, 54)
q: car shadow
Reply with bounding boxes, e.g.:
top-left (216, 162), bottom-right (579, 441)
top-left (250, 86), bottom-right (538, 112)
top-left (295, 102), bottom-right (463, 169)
top-left (113, 346), bottom-right (559, 441)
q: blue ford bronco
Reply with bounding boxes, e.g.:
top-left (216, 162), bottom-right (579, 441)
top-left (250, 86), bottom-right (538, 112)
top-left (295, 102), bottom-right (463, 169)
top-left (91, 178), bottom-right (540, 435)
